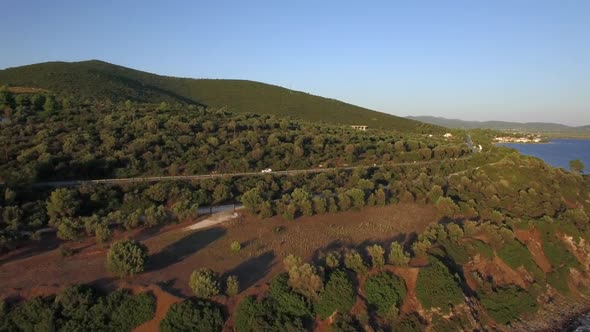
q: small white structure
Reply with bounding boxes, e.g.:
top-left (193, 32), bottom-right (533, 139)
top-left (261, 168), bottom-right (272, 173)
top-left (443, 133), bottom-right (453, 138)
top-left (351, 125), bottom-right (368, 131)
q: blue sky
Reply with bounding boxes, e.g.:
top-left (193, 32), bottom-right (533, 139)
top-left (2, 1), bottom-right (589, 125)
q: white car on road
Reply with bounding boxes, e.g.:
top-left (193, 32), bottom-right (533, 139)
top-left (261, 168), bottom-right (272, 173)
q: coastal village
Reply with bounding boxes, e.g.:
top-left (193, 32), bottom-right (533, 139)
top-left (493, 134), bottom-right (544, 143)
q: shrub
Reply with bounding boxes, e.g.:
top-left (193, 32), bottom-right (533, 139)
top-left (325, 251), bottom-right (341, 269)
top-left (415, 257), bottom-right (463, 312)
top-left (95, 223), bottom-right (112, 243)
top-left (230, 241), bottom-right (241, 253)
top-left (328, 313), bottom-right (361, 332)
top-left (479, 285), bottom-right (538, 325)
top-left (106, 240), bottom-right (148, 277)
top-left (497, 239), bottom-right (544, 282)
top-left (547, 267), bottom-right (571, 295)
top-left (364, 271), bottom-right (406, 316)
top-left (366, 244), bottom-right (385, 269)
top-left (59, 245), bottom-right (76, 257)
top-left (315, 270), bottom-right (356, 319)
top-left (226, 275), bottom-right (239, 296)
top-left (287, 263), bottom-right (324, 300)
top-left (411, 239), bottom-right (431, 258)
top-left (189, 268), bottom-right (220, 299)
top-left (344, 250), bottom-right (368, 276)
top-left (388, 242), bottom-right (410, 266)
top-left (397, 313), bottom-right (427, 332)
top-left (160, 299), bottom-right (224, 332)
top-left (283, 254), bottom-right (302, 271)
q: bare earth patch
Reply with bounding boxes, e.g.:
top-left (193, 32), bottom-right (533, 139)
top-left (0, 203), bottom-right (439, 326)
top-left (514, 227), bottom-right (552, 273)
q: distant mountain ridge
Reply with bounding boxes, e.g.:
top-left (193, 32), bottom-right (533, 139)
top-left (0, 60), bottom-right (441, 133)
top-left (407, 116), bottom-right (590, 133)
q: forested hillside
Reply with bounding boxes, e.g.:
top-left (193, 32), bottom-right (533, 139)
top-left (0, 60), bottom-right (440, 133)
top-left (0, 89), bottom-right (467, 184)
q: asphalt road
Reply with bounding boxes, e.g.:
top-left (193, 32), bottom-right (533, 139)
top-left (31, 157), bottom-right (470, 187)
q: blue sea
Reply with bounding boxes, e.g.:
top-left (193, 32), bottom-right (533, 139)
top-left (500, 139), bottom-right (590, 174)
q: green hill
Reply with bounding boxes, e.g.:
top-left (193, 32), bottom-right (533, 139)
top-left (0, 60), bottom-right (440, 133)
top-left (407, 115), bottom-right (590, 133)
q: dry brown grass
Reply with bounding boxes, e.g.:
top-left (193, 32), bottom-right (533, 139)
top-left (0, 203), bottom-right (439, 300)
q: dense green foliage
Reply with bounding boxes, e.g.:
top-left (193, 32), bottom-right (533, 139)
top-left (106, 239), bottom-right (148, 277)
top-left (364, 272), bottom-right (407, 316)
top-left (497, 239), bottom-right (544, 282)
top-left (479, 285), bottom-right (538, 325)
top-left (0, 60), bottom-right (443, 133)
top-left (267, 273), bottom-right (312, 319)
top-left (415, 257), bottom-right (464, 312)
top-left (0, 285), bottom-right (155, 331)
top-left (160, 299), bottom-right (224, 332)
top-left (233, 296), bottom-right (306, 332)
top-left (189, 268), bottom-right (220, 299)
top-left (315, 270), bottom-right (356, 319)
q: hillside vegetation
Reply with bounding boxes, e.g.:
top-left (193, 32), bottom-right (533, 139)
top-left (0, 60), bottom-right (440, 133)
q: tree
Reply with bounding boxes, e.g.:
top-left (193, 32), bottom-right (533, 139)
top-left (160, 299), bottom-right (224, 332)
top-left (43, 95), bottom-right (59, 112)
top-left (31, 94), bottom-right (45, 110)
top-left (106, 240), bottom-right (148, 277)
top-left (325, 251), bottom-right (341, 269)
top-left (95, 223), bottom-right (112, 243)
top-left (366, 244), bottom-right (385, 269)
top-left (189, 268), bottom-right (220, 299)
top-left (241, 188), bottom-right (263, 215)
top-left (315, 270), bottom-right (356, 319)
top-left (267, 273), bottom-right (312, 318)
top-left (415, 257), bottom-right (463, 312)
top-left (158, 102), bottom-right (170, 111)
top-left (0, 86), bottom-right (15, 108)
top-left (388, 242), bottom-right (410, 266)
top-left (226, 275), bottom-right (239, 296)
top-left (344, 250), bottom-right (368, 276)
top-left (46, 188), bottom-right (80, 225)
top-left (287, 263), bottom-right (324, 300)
top-left (364, 272), bottom-right (407, 316)
top-left (347, 188), bottom-right (365, 210)
top-left (570, 159), bottom-right (585, 174)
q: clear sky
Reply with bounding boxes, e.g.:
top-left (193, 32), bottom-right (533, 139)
top-left (2, 1), bottom-right (589, 125)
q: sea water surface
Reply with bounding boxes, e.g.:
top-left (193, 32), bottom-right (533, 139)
top-left (500, 139), bottom-right (590, 174)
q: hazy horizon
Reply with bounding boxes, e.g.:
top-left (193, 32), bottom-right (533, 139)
top-left (2, 1), bottom-right (589, 126)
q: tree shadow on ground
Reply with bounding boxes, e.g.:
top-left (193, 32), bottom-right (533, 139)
top-left (148, 227), bottom-right (226, 272)
top-left (157, 278), bottom-right (186, 298)
top-left (134, 224), bottom-right (168, 242)
top-left (224, 251), bottom-right (276, 290)
top-left (88, 276), bottom-right (119, 293)
top-left (0, 235), bottom-right (60, 266)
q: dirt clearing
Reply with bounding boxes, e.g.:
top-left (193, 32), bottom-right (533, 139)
top-left (0, 203), bottom-right (439, 300)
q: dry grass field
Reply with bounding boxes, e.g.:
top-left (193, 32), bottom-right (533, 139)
top-left (0, 203), bottom-right (439, 300)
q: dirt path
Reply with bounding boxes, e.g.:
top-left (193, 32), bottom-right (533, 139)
top-left (183, 208), bottom-right (242, 231)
